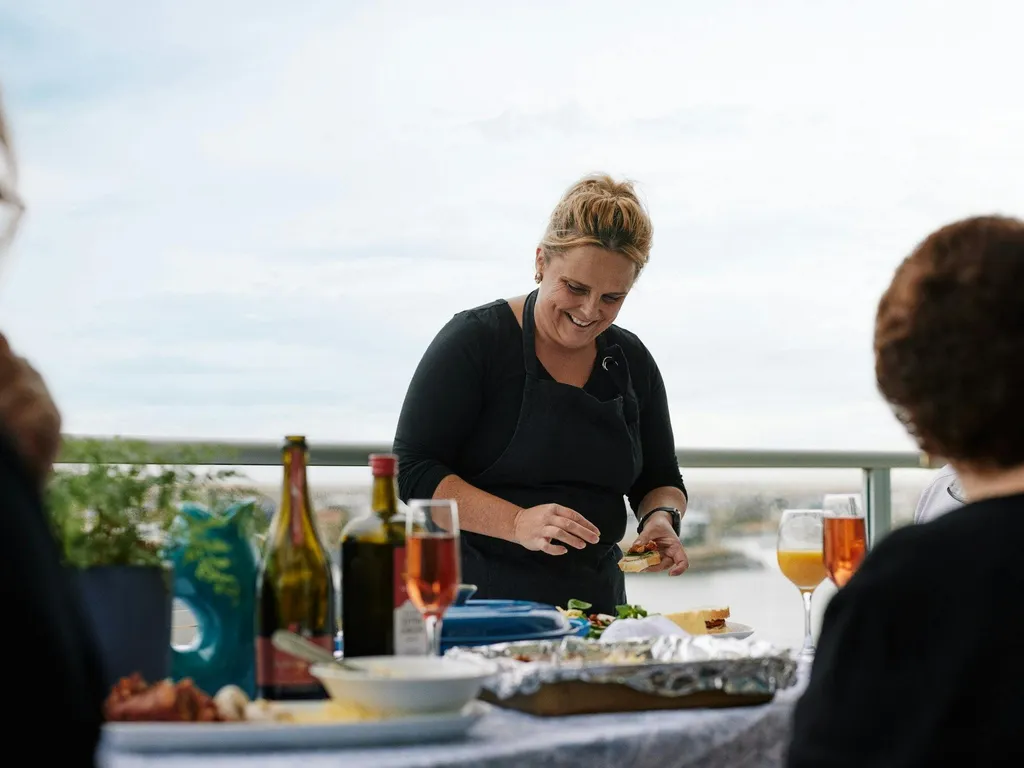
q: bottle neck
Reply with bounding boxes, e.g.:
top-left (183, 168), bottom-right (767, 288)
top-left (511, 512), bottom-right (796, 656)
top-left (371, 474), bottom-right (398, 520)
top-left (280, 445), bottom-right (314, 546)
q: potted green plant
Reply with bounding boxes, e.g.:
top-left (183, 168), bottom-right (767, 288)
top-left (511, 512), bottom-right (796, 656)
top-left (46, 437), bottom-right (266, 689)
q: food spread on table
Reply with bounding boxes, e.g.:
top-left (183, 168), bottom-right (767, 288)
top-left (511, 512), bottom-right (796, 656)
top-left (559, 599), bottom-right (735, 638)
top-left (98, 439), bottom-right (778, 745)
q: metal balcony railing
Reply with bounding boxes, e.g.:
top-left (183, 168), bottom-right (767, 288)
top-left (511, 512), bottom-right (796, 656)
top-left (58, 436), bottom-right (937, 546)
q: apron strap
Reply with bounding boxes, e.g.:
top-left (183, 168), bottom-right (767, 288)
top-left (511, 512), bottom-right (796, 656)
top-left (521, 289), bottom-right (542, 378)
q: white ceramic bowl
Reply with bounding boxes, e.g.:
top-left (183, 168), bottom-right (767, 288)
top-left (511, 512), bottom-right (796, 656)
top-left (310, 656), bottom-right (497, 716)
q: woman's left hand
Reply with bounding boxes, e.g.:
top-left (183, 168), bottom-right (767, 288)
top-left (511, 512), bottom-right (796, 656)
top-left (630, 516), bottom-right (689, 576)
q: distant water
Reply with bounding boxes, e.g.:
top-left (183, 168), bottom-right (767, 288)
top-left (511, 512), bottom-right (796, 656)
top-left (625, 536), bottom-right (837, 650)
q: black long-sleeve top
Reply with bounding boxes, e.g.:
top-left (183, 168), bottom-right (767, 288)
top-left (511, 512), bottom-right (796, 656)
top-left (0, 429), bottom-right (106, 765)
top-left (786, 491), bottom-right (1024, 767)
top-left (393, 298), bottom-right (686, 512)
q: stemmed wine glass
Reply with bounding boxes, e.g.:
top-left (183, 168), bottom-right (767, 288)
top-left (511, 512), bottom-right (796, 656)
top-left (776, 509), bottom-right (826, 660)
top-left (822, 493), bottom-right (867, 588)
top-left (405, 499), bottom-right (461, 657)
top-left (822, 493), bottom-right (864, 517)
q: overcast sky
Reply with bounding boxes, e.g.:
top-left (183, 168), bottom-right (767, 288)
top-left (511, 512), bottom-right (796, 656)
top-left (0, 0), bottom-right (1020, 454)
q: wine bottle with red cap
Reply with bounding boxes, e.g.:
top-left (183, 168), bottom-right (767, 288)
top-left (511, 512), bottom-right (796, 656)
top-left (339, 453), bottom-right (428, 657)
top-left (255, 435), bottom-right (337, 699)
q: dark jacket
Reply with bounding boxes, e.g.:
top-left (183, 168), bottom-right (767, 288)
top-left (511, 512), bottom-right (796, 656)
top-left (0, 430), bottom-right (105, 764)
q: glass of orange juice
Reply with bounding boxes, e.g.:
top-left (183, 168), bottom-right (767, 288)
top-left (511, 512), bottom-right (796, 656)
top-left (777, 509), bottom-right (826, 660)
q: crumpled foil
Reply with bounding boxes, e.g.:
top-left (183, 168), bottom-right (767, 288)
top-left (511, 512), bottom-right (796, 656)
top-left (445, 635), bottom-right (799, 700)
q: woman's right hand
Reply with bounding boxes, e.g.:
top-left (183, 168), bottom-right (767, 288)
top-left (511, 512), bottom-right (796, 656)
top-left (512, 504), bottom-right (601, 555)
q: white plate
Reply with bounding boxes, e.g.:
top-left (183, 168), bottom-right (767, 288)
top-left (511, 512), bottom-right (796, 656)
top-left (713, 621), bottom-right (754, 640)
top-left (103, 700), bottom-right (489, 753)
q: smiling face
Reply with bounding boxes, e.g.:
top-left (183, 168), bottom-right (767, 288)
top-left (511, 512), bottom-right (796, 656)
top-left (533, 245), bottom-right (636, 351)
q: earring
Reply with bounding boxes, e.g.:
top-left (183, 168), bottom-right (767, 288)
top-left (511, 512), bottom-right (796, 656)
top-left (534, 272), bottom-right (542, 284)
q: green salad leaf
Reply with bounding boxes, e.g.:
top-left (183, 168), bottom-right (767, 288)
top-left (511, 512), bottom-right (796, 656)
top-left (615, 603), bottom-right (648, 620)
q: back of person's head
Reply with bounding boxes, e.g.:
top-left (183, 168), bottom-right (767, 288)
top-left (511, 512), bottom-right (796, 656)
top-left (875, 215), bottom-right (1024, 470)
top-left (539, 173), bottom-right (653, 278)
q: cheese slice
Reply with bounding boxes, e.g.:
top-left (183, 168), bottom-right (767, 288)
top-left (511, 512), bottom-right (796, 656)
top-left (664, 609), bottom-right (709, 635)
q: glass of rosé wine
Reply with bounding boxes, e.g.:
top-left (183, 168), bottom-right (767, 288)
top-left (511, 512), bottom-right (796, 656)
top-left (405, 499), bottom-right (461, 657)
top-left (822, 493), bottom-right (867, 588)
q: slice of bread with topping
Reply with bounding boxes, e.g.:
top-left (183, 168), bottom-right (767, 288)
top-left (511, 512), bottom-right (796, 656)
top-left (617, 550), bottom-right (661, 572)
top-left (618, 540), bottom-right (661, 572)
top-left (664, 605), bottom-right (731, 635)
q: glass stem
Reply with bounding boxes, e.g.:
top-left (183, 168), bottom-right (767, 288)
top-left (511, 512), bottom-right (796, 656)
top-left (801, 590), bottom-right (815, 654)
top-left (425, 614), bottom-right (443, 657)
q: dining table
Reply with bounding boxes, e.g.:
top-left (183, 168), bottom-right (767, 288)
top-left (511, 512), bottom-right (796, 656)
top-left (99, 661), bottom-right (809, 768)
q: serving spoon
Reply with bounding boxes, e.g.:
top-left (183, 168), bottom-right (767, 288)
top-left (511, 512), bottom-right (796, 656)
top-left (271, 629), bottom-right (365, 673)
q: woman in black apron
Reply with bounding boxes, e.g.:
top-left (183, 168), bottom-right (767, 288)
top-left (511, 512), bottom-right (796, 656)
top-left (394, 174), bottom-right (689, 615)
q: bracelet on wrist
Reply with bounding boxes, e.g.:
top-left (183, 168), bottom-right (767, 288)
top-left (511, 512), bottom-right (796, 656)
top-left (637, 506), bottom-right (681, 537)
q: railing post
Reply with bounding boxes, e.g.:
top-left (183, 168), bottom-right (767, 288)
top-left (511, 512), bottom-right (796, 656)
top-left (863, 467), bottom-right (892, 547)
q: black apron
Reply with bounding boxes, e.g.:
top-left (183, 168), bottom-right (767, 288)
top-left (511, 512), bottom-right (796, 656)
top-left (460, 289), bottom-right (643, 615)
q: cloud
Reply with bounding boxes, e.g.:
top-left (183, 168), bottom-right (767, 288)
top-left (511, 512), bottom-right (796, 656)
top-left (0, 0), bottom-right (1020, 454)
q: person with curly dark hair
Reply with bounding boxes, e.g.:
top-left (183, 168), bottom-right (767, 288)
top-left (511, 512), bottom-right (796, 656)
top-left (787, 216), bottom-right (1024, 767)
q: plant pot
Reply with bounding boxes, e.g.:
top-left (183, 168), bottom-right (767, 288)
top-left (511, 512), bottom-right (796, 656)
top-left (75, 565), bottom-right (172, 689)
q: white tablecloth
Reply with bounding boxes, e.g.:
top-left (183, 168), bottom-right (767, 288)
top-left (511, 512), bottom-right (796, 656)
top-left (101, 662), bottom-right (808, 768)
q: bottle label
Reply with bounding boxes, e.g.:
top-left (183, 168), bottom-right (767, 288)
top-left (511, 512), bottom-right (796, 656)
top-left (393, 545), bottom-right (429, 655)
top-left (256, 633), bottom-right (334, 687)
